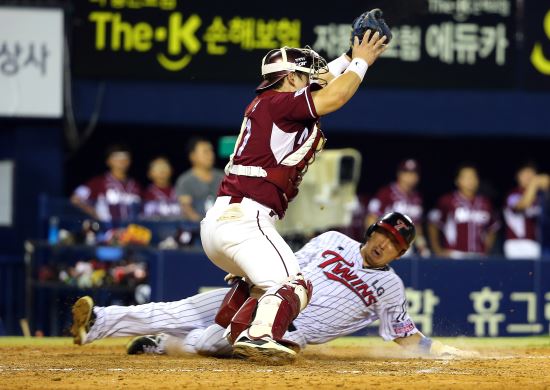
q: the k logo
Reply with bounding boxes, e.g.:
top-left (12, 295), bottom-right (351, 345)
top-left (531, 9), bottom-right (550, 75)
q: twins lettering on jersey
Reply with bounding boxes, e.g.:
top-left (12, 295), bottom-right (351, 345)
top-left (317, 250), bottom-right (378, 307)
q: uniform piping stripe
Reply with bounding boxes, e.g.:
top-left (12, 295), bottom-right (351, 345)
top-left (304, 88), bottom-right (316, 118)
top-left (256, 211), bottom-right (290, 277)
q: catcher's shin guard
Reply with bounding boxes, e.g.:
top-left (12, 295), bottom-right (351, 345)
top-left (229, 275), bottom-right (312, 343)
top-left (215, 279), bottom-right (250, 328)
top-left (228, 297), bottom-right (258, 344)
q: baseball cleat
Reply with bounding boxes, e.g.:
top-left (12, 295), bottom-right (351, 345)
top-left (70, 296), bottom-right (95, 345)
top-left (233, 336), bottom-right (297, 364)
top-left (126, 334), bottom-right (166, 355)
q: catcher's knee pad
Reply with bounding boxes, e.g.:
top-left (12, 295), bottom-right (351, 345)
top-left (214, 279), bottom-right (250, 328)
top-left (288, 274), bottom-right (313, 311)
top-left (239, 275), bottom-right (313, 341)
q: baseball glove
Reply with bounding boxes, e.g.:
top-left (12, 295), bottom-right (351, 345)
top-left (347, 9), bottom-right (392, 56)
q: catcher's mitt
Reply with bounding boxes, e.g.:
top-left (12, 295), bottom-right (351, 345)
top-left (347, 8), bottom-right (392, 56)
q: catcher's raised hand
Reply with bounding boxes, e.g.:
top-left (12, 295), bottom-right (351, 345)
top-left (346, 8), bottom-right (392, 58)
top-left (351, 30), bottom-right (387, 66)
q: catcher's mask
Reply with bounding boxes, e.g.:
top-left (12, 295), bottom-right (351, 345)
top-left (256, 46), bottom-right (328, 93)
top-left (364, 212), bottom-right (416, 256)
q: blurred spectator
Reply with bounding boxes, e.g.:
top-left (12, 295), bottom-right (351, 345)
top-left (541, 192), bottom-right (550, 257)
top-left (175, 137), bottom-right (224, 221)
top-left (428, 163), bottom-right (500, 259)
top-left (503, 162), bottom-right (550, 259)
top-left (337, 194), bottom-right (370, 242)
top-left (366, 159), bottom-right (429, 256)
top-left (142, 157), bottom-right (181, 219)
top-left (71, 145), bottom-right (142, 222)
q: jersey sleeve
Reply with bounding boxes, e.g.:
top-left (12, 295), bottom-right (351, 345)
top-left (73, 177), bottom-right (100, 202)
top-left (376, 275), bottom-right (419, 341)
top-left (367, 198), bottom-right (382, 216)
top-left (506, 192), bottom-right (521, 210)
top-left (294, 234), bottom-right (324, 269)
top-left (428, 195), bottom-right (447, 226)
top-left (270, 86), bottom-right (318, 124)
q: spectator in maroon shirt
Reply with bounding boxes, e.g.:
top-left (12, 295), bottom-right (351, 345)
top-left (428, 163), bottom-right (499, 259)
top-left (503, 162), bottom-right (550, 259)
top-left (142, 157), bottom-right (181, 219)
top-left (366, 159), bottom-right (429, 256)
top-left (71, 145), bottom-right (142, 222)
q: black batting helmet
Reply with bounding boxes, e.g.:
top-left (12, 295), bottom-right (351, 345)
top-left (365, 212), bottom-right (416, 255)
top-left (256, 46), bottom-right (328, 93)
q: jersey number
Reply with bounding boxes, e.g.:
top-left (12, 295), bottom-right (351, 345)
top-left (236, 118), bottom-right (252, 157)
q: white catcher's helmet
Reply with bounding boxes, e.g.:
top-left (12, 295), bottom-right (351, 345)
top-left (256, 46), bottom-right (328, 92)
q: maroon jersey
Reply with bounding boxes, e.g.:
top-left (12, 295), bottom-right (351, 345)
top-left (428, 191), bottom-right (499, 253)
top-left (73, 173), bottom-right (142, 222)
top-left (219, 86), bottom-right (319, 218)
top-left (142, 184), bottom-right (180, 218)
top-left (367, 183), bottom-right (423, 224)
top-left (503, 187), bottom-right (541, 240)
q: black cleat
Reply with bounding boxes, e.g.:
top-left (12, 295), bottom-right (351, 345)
top-left (126, 334), bottom-right (166, 355)
top-left (233, 336), bottom-right (297, 364)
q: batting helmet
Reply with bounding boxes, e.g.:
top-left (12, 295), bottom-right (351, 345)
top-left (256, 46), bottom-right (328, 93)
top-left (365, 212), bottom-right (416, 255)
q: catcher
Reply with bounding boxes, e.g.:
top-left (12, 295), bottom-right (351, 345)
top-left (196, 8), bottom-right (392, 361)
top-left (72, 212), bottom-right (478, 361)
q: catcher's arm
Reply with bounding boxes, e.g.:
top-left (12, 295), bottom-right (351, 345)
top-left (394, 333), bottom-right (479, 358)
top-left (318, 8), bottom-right (393, 83)
top-left (311, 30), bottom-right (386, 116)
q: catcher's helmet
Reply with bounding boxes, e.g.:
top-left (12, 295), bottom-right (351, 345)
top-left (365, 212), bottom-right (416, 255)
top-left (256, 46), bottom-right (328, 93)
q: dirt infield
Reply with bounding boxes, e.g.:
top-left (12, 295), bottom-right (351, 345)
top-left (1, 337), bottom-right (550, 389)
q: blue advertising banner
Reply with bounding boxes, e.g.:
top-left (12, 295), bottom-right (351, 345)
top-left (392, 260), bottom-right (549, 337)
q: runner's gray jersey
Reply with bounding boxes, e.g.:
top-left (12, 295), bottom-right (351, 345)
top-left (292, 231), bottom-right (418, 344)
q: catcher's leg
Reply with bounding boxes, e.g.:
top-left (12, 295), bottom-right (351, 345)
top-left (202, 199), bottom-right (308, 362)
top-left (214, 278), bottom-right (250, 328)
top-left (202, 202), bottom-right (301, 290)
top-left (229, 275), bottom-right (312, 362)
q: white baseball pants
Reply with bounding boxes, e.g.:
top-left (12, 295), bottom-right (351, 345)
top-left (200, 196), bottom-right (300, 290)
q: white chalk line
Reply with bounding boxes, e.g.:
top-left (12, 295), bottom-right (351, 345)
top-left (0, 367), bottom-right (362, 374)
top-left (1, 356), bottom-right (549, 375)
